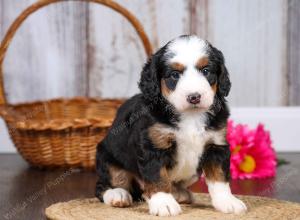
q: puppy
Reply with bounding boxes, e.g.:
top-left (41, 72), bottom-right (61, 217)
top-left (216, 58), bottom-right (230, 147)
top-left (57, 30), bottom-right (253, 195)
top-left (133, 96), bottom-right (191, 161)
top-left (95, 35), bottom-right (247, 216)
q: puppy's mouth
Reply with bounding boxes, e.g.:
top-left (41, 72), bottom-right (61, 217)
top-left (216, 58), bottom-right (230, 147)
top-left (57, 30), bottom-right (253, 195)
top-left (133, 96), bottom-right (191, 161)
top-left (186, 103), bottom-right (208, 111)
top-left (191, 104), bottom-right (199, 108)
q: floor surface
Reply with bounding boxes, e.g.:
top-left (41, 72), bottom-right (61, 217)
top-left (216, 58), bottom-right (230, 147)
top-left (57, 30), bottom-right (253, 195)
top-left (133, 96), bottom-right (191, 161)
top-left (0, 153), bottom-right (299, 220)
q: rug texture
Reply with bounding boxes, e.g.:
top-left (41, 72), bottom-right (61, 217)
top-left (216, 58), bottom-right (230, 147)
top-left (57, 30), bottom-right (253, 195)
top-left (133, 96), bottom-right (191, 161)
top-left (45, 193), bottom-right (300, 220)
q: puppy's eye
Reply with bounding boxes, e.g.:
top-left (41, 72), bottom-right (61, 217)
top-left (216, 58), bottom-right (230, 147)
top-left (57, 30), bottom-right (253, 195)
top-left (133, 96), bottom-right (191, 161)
top-left (171, 71), bottom-right (180, 80)
top-left (201, 67), bottom-right (210, 76)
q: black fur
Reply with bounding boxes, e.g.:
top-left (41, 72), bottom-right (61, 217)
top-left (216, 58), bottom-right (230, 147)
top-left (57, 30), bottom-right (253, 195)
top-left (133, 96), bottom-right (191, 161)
top-left (199, 144), bottom-right (231, 182)
top-left (207, 43), bottom-right (231, 98)
top-left (95, 36), bottom-right (232, 202)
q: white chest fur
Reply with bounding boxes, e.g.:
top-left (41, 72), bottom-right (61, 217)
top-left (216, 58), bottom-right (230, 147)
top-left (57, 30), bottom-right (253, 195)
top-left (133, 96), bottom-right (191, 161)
top-left (168, 112), bottom-right (224, 184)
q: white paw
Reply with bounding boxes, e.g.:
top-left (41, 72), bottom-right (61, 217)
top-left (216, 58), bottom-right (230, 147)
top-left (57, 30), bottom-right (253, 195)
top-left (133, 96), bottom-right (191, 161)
top-left (207, 181), bottom-right (247, 214)
top-left (103, 188), bottom-right (133, 207)
top-left (148, 192), bottom-right (182, 217)
top-left (212, 194), bottom-right (247, 214)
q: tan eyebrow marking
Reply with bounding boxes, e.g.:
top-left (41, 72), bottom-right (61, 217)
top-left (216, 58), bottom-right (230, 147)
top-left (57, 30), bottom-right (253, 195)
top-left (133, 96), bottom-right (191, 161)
top-left (170, 62), bottom-right (185, 72)
top-left (196, 57), bottom-right (209, 69)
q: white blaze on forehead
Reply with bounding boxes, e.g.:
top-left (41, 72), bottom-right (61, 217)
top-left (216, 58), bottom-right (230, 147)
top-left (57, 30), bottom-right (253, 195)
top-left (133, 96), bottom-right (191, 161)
top-left (167, 36), bottom-right (208, 66)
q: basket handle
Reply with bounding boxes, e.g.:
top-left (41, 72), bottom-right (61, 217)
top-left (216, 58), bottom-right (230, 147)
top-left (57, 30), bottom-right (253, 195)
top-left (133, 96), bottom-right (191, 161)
top-left (0, 0), bottom-right (153, 105)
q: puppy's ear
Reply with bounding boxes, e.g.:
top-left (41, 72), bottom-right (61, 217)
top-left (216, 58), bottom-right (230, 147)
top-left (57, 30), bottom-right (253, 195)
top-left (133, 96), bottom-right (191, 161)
top-left (138, 52), bottom-right (162, 103)
top-left (218, 65), bottom-right (231, 97)
top-left (211, 46), bottom-right (231, 97)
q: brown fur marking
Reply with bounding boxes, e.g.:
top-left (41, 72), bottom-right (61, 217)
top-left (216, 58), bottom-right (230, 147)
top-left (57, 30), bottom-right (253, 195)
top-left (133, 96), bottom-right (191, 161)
top-left (161, 79), bottom-right (171, 98)
top-left (111, 199), bottom-right (131, 208)
top-left (204, 127), bottom-right (227, 149)
top-left (148, 123), bottom-right (175, 149)
top-left (196, 57), bottom-right (209, 69)
top-left (203, 162), bottom-right (225, 182)
top-left (142, 167), bottom-right (172, 198)
top-left (170, 62), bottom-right (185, 72)
top-left (172, 183), bottom-right (194, 204)
top-left (212, 83), bottom-right (217, 93)
top-left (108, 165), bottom-right (133, 190)
top-left (105, 165), bottom-right (134, 207)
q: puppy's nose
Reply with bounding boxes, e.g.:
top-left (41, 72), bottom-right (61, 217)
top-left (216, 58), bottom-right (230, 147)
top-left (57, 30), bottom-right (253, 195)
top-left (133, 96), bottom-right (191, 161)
top-left (187, 93), bottom-right (201, 104)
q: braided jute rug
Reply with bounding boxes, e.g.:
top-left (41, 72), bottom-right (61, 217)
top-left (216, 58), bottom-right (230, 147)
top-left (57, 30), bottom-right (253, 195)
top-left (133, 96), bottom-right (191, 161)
top-left (45, 193), bottom-right (300, 220)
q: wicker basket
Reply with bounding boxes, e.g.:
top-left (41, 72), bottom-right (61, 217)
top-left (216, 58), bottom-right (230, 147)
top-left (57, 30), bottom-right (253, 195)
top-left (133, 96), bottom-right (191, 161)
top-left (0, 0), bottom-right (152, 169)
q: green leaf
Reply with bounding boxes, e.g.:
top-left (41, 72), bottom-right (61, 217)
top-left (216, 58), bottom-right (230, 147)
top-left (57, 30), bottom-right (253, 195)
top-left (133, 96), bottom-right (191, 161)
top-left (277, 158), bottom-right (290, 167)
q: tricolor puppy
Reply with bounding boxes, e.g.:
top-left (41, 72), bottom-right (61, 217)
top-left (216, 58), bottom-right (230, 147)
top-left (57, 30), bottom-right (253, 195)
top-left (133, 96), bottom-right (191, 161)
top-left (95, 35), bottom-right (247, 216)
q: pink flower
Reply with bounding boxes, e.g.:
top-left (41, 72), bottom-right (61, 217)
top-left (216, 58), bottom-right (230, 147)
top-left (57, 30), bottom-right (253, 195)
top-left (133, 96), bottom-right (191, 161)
top-left (227, 120), bottom-right (277, 179)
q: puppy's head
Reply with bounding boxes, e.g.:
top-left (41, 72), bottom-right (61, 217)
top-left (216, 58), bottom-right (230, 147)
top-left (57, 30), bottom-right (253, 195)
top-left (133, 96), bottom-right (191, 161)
top-left (139, 35), bottom-right (231, 113)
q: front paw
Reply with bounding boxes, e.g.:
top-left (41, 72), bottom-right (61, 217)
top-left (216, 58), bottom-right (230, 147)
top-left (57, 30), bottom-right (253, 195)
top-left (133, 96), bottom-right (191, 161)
top-left (148, 192), bottom-right (182, 216)
top-left (212, 194), bottom-right (247, 214)
top-left (103, 188), bottom-right (133, 207)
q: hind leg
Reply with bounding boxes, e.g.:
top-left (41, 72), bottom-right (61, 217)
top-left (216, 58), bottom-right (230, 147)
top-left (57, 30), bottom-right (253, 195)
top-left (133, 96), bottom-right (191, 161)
top-left (95, 149), bottom-right (133, 207)
top-left (102, 165), bottom-right (134, 207)
top-left (96, 166), bottom-right (133, 207)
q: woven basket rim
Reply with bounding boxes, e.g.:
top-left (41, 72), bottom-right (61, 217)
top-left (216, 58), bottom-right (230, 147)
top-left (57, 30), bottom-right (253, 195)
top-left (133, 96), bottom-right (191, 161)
top-left (0, 97), bottom-right (124, 131)
top-left (0, 96), bottom-right (125, 107)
